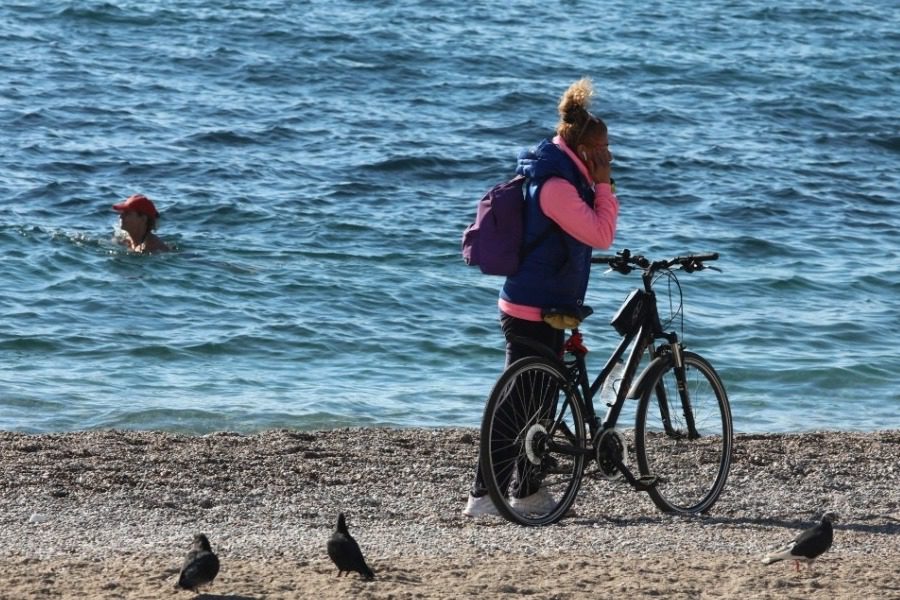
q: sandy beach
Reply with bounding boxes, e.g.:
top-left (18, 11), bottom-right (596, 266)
top-left (1, 427), bottom-right (898, 599)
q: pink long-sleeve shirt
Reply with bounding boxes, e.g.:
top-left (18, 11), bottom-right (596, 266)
top-left (498, 135), bottom-right (619, 321)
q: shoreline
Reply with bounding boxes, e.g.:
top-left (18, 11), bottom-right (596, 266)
top-left (2, 427), bottom-right (898, 599)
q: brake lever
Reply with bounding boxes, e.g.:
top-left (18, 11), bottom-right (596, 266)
top-left (600, 260), bottom-right (632, 275)
top-left (681, 260), bottom-right (703, 273)
top-left (681, 261), bottom-right (721, 273)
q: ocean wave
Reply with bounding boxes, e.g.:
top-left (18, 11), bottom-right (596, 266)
top-left (1, 0), bottom-right (898, 433)
top-left (870, 135), bottom-right (900, 153)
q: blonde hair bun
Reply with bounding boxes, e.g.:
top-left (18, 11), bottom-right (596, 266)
top-left (558, 78), bottom-right (594, 124)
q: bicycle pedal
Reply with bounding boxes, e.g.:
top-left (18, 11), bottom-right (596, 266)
top-left (633, 476), bottom-right (658, 491)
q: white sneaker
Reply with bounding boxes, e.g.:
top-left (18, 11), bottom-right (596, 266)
top-left (510, 488), bottom-right (558, 515)
top-left (463, 494), bottom-right (500, 517)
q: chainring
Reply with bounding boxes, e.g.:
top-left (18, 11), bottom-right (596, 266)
top-left (594, 428), bottom-right (627, 481)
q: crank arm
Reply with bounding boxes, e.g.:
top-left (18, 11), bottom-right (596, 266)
top-left (611, 453), bottom-right (658, 492)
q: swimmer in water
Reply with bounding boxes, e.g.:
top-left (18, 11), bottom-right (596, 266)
top-left (112, 193), bottom-right (170, 254)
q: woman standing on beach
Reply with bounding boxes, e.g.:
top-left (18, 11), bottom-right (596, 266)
top-left (112, 193), bottom-right (170, 254)
top-left (464, 78), bottom-right (619, 518)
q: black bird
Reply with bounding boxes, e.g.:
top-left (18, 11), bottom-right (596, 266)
top-left (762, 512), bottom-right (838, 572)
top-left (176, 533), bottom-right (221, 592)
top-left (327, 512), bottom-right (375, 580)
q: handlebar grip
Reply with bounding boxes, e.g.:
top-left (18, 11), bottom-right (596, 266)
top-left (591, 256), bottom-right (618, 264)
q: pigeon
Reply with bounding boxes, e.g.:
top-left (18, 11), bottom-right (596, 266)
top-left (762, 512), bottom-right (838, 572)
top-left (175, 533), bottom-right (220, 592)
top-left (327, 512), bottom-right (375, 580)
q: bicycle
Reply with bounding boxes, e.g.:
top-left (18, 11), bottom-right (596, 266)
top-left (479, 249), bottom-right (733, 526)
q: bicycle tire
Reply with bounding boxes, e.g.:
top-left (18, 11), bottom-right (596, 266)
top-left (479, 356), bottom-right (587, 526)
top-left (634, 350), bottom-right (733, 514)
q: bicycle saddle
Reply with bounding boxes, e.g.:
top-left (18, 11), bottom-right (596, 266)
top-left (541, 305), bottom-right (594, 330)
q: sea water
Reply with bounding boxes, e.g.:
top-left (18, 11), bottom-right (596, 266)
top-left (1, 1), bottom-right (898, 434)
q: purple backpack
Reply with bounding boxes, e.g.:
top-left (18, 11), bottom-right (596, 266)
top-left (462, 176), bottom-right (555, 276)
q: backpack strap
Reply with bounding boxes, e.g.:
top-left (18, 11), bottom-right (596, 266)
top-left (519, 222), bottom-right (559, 261)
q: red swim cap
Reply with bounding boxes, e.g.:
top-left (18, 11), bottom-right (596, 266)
top-left (112, 194), bottom-right (160, 218)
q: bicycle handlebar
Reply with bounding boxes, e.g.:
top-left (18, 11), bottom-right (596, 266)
top-left (591, 249), bottom-right (719, 275)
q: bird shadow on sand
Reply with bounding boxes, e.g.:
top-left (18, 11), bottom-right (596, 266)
top-left (570, 514), bottom-right (809, 529)
top-left (572, 514), bottom-right (900, 535)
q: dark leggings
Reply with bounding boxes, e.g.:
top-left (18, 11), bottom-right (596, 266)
top-left (471, 313), bottom-right (564, 497)
top-left (500, 312), bottom-right (565, 368)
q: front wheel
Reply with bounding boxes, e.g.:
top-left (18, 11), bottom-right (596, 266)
top-left (480, 356), bottom-right (586, 526)
top-left (634, 350), bottom-right (733, 514)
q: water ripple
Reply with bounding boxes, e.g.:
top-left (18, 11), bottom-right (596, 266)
top-left (1, 0), bottom-right (898, 433)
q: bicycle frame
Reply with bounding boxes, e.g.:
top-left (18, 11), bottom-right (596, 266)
top-left (566, 268), bottom-right (685, 443)
top-left (509, 253), bottom-right (714, 456)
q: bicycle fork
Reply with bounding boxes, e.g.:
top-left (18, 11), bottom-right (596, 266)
top-left (656, 341), bottom-right (701, 440)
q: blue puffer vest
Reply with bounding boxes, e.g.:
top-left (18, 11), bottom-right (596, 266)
top-left (500, 138), bottom-right (596, 313)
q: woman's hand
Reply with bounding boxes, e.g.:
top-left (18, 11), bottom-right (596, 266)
top-left (586, 149), bottom-right (612, 185)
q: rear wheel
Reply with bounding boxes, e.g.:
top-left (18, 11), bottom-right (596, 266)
top-left (480, 356), bottom-right (586, 526)
top-left (634, 350), bottom-right (732, 514)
